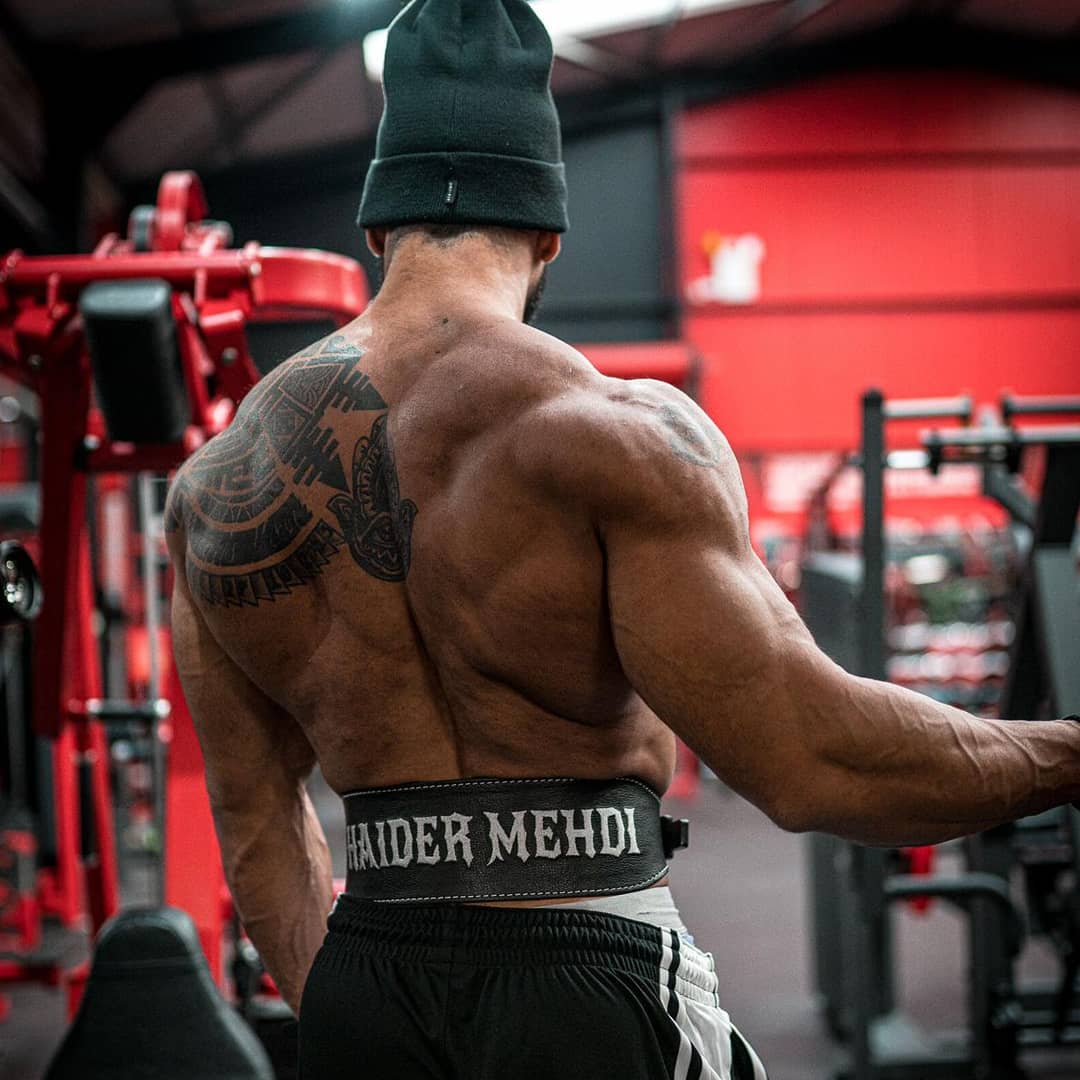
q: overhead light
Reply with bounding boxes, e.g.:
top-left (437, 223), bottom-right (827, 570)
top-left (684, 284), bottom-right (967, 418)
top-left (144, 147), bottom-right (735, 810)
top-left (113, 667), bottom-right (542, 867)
top-left (361, 0), bottom-right (776, 81)
top-left (363, 27), bottom-right (390, 82)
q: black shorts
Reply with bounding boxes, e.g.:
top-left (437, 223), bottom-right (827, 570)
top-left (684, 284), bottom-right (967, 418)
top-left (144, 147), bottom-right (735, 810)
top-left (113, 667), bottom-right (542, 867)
top-left (299, 895), bottom-right (768, 1080)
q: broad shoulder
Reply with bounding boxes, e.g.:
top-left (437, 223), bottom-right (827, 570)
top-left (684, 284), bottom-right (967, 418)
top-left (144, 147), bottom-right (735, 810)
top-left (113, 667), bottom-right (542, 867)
top-left (513, 360), bottom-right (748, 541)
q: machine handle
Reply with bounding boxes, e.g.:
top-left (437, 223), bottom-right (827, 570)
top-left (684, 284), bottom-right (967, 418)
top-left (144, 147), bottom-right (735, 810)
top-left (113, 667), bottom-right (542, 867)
top-left (885, 871), bottom-right (1025, 956)
top-left (924, 425), bottom-right (1080, 449)
top-left (883, 395), bottom-right (973, 422)
top-left (153, 172), bottom-right (209, 252)
top-left (1001, 394), bottom-right (1080, 421)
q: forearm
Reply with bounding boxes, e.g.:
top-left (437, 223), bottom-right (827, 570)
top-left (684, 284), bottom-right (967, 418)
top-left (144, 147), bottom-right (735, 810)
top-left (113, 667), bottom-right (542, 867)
top-left (214, 787), bottom-right (334, 1014)
top-left (799, 673), bottom-right (1080, 846)
top-left (604, 497), bottom-right (1080, 848)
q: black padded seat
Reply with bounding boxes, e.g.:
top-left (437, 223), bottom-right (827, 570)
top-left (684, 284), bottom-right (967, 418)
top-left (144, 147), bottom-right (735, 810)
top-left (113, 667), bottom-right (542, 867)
top-left (45, 906), bottom-right (275, 1080)
top-left (0, 484), bottom-right (40, 531)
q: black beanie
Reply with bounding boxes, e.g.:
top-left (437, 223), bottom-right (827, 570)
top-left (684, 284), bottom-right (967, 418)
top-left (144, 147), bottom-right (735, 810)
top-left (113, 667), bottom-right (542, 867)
top-left (358, 0), bottom-right (568, 234)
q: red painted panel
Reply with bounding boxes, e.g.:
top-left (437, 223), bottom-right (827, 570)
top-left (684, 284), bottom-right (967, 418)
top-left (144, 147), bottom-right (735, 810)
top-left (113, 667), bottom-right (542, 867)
top-left (678, 71), bottom-right (1080, 161)
top-left (578, 341), bottom-right (696, 386)
top-left (680, 165), bottom-right (1080, 301)
top-left (675, 71), bottom-right (1080, 455)
top-left (689, 309), bottom-right (1080, 451)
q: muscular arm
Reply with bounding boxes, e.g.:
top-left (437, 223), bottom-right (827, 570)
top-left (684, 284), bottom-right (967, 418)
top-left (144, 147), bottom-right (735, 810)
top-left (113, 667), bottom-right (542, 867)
top-left (166, 506), bottom-right (333, 1013)
top-left (578, 380), bottom-right (1080, 846)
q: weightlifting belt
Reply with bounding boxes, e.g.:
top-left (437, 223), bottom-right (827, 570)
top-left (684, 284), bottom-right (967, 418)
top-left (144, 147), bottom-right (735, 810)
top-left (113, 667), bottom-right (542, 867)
top-left (342, 777), bottom-right (689, 904)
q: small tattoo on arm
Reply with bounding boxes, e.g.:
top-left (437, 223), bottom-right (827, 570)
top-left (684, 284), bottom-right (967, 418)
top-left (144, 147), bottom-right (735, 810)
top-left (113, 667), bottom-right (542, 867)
top-left (168, 335), bottom-right (419, 606)
top-left (659, 403), bottom-right (724, 468)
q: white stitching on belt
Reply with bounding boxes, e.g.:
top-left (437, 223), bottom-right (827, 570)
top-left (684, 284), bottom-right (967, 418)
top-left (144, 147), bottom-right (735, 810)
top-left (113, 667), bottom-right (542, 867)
top-left (343, 776), bottom-right (661, 803)
top-left (368, 864), bottom-right (670, 904)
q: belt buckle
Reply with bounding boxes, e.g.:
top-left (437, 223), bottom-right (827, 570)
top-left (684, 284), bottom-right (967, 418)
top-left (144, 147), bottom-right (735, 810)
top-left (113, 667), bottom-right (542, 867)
top-left (660, 815), bottom-right (690, 859)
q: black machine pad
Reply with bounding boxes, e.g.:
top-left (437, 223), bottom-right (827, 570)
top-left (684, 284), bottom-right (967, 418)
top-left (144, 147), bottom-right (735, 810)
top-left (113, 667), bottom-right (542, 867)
top-left (45, 906), bottom-right (274, 1080)
top-left (80, 279), bottom-right (189, 444)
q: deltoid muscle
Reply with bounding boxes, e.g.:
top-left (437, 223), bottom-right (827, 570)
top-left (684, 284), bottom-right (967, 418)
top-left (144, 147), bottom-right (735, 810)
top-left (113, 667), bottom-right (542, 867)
top-left (167, 336), bottom-right (418, 606)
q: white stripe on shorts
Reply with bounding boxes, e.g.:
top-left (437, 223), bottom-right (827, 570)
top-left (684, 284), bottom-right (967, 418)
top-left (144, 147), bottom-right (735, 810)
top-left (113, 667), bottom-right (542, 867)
top-left (657, 928), bottom-right (768, 1080)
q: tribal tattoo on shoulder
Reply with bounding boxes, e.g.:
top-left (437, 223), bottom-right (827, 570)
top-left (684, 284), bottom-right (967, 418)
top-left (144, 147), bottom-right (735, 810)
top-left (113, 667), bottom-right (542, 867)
top-left (166, 335), bottom-right (418, 607)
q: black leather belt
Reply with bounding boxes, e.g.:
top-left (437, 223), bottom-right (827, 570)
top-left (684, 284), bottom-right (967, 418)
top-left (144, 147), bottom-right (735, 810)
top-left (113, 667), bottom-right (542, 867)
top-left (341, 776), bottom-right (689, 904)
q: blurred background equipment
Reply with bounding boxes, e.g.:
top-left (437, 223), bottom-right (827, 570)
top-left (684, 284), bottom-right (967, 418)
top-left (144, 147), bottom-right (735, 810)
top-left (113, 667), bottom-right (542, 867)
top-left (803, 390), bottom-right (1080, 1080)
top-left (0, 168), bottom-right (366, 1075)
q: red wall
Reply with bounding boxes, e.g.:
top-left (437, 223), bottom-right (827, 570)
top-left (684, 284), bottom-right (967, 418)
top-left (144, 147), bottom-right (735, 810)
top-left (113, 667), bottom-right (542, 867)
top-left (678, 70), bottom-right (1080, 453)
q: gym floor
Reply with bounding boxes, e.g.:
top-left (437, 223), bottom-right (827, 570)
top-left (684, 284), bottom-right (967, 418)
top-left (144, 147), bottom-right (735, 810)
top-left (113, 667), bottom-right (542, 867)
top-left (4, 778), bottom-right (1078, 1080)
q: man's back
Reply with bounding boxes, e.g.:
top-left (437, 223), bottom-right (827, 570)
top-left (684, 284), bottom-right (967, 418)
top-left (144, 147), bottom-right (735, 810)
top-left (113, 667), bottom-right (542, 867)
top-left (161, 4), bottom-right (1080, 1068)
top-left (167, 308), bottom-right (677, 796)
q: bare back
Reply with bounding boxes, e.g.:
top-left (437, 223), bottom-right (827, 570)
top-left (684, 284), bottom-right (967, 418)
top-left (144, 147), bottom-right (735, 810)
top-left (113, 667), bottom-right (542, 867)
top-left (167, 312), bottom-right (677, 796)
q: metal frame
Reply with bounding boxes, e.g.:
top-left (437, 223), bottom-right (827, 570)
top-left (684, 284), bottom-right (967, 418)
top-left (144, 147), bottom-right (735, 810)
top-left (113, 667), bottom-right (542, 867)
top-left (0, 170), bottom-right (366, 1014)
top-left (922, 402), bottom-right (1080, 1073)
top-left (812, 393), bottom-right (1080, 1075)
top-left (808, 389), bottom-right (1080, 1080)
top-left (925, 402), bottom-right (1080, 723)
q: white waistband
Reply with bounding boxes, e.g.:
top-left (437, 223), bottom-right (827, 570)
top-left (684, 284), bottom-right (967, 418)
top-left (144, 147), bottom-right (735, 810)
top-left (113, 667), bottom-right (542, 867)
top-left (557, 888), bottom-right (718, 1006)
top-left (556, 885), bottom-right (690, 938)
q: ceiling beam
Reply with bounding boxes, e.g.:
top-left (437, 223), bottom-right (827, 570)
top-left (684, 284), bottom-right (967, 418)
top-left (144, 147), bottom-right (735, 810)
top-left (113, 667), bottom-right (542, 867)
top-left (92, 1), bottom-right (403, 84)
top-left (673, 14), bottom-right (1080, 95)
top-left (0, 157), bottom-right (52, 246)
top-left (117, 12), bottom-right (1080, 195)
top-left (71, 0), bottom-right (404, 158)
top-left (554, 38), bottom-right (650, 81)
top-left (732, 0), bottom-right (842, 64)
top-left (177, 50), bottom-right (339, 172)
top-left (170, 0), bottom-right (247, 168)
top-left (0, 1), bottom-right (46, 85)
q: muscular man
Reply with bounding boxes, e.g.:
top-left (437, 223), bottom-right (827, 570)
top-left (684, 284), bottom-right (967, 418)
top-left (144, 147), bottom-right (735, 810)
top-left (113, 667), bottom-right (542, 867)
top-left (166, 2), bottom-right (1080, 1076)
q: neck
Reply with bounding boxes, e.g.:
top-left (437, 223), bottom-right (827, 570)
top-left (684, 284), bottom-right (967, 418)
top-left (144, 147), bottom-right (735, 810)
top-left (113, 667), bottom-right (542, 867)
top-left (372, 237), bottom-right (532, 324)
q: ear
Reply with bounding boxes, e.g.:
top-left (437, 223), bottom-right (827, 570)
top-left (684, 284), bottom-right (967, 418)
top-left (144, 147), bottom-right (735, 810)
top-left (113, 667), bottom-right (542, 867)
top-left (365, 227), bottom-right (388, 258)
top-left (536, 231), bottom-right (561, 265)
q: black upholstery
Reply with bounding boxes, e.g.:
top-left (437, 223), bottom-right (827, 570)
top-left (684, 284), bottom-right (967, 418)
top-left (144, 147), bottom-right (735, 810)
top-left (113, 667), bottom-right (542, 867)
top-left (0, 484), bottom-right (39, 531)
top-left (80, 278), bottom-right (189, 444)
top-left (45, 906), bottom-right (275, 1080)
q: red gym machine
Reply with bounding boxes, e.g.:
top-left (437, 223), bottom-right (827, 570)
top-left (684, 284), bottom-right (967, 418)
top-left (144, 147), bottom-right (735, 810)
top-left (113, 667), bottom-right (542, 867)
top-left (0, 171), bottom-right (367, 1015)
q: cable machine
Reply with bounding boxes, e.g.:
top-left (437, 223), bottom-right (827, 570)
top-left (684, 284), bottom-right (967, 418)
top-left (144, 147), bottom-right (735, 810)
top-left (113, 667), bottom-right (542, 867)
top-left (804, 389), bottom-right (1080, 1079)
